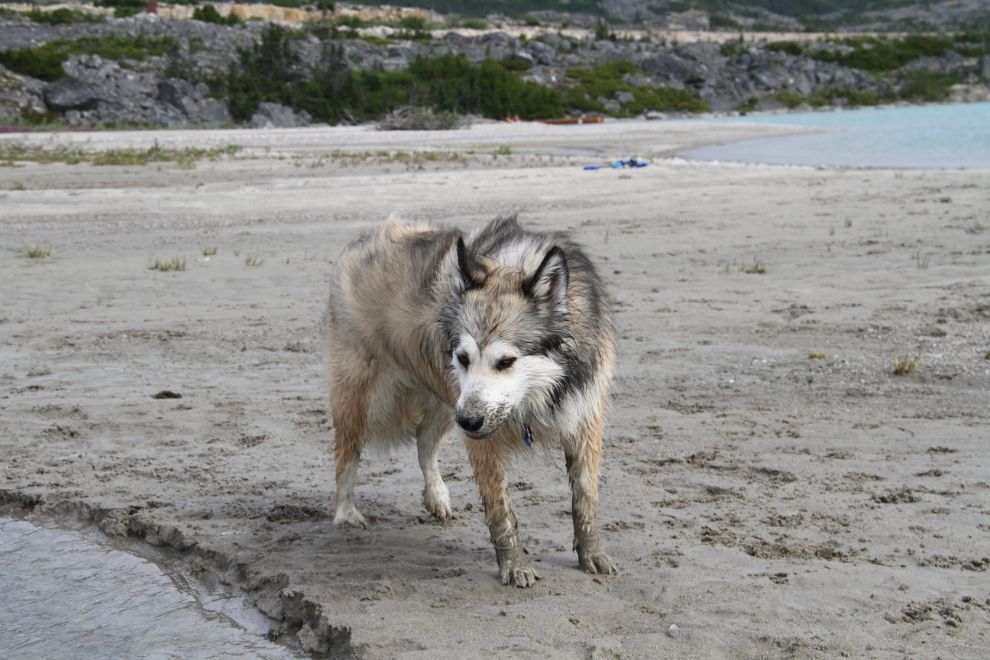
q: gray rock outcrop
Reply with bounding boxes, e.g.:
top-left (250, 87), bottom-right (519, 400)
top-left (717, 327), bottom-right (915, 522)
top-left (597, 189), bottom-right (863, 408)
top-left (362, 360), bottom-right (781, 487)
top-left (249, 102), bottom-right (311, 129)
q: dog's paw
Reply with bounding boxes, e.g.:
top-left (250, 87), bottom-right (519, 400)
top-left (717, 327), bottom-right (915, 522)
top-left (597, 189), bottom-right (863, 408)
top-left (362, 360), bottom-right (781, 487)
top-left (496, 548), bottom-right (541, 588)
top-left (332, 504), bottom-right (367, 529)
top-left (422, 482), bottom-right (452, 521)
top-left (578, 550), bottom-right (617, 576)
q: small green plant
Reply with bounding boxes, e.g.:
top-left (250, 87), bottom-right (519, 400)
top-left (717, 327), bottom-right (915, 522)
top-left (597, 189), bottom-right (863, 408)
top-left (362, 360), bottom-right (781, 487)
top-left (10, 182), bottom-right (26, 191)
top-left (149, 257), bottom-right (187, 272)
top-left (192, 4), bottom-right (243, 26)
top-left (740, 258), bottom-right (767, 274)
top-left (809, 352), bottom-right (829, 359)
top-left (493, 145), bottom-right (512, 156)
top-left (24, 245), bottom-right (51, 258)
top-left (844, 217), bottom-right (853, 228)
top-left (913, 251), bottom-right (932, 270)
top-left (245, 255), bottom-right (265, 267)
top-left (201, 246), bottom-right (217, 256)
top-left (893, 354), bottom-right (920, 375)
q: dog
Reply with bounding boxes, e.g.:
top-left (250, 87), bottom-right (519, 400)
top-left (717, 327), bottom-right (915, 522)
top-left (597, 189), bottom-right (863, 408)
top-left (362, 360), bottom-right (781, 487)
top-left (324, 214), bottom-right (616, 587)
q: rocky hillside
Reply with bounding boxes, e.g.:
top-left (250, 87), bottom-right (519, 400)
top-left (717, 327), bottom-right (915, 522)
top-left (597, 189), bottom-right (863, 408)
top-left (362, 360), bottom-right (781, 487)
top-left (1, 6), bottom-right (988, 129)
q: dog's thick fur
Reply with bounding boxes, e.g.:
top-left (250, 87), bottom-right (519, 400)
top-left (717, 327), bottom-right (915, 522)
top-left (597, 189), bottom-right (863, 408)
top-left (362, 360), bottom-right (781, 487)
top-left (324, 215), bottom-right (616, 586)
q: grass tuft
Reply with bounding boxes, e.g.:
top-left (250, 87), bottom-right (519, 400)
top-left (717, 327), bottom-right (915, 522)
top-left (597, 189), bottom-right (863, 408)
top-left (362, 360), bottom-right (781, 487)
top-left (149, 257), bottom-right (187, 272)
top-left (245, 255), bottom-right (265, 267)
top-left (809, 352), bottom-right (829, 359)
top-left (24, 245), bottom-right (52, 258)
top-left (201, 246), bottom-right (218, 256)
top-left (740, 258), bottom-right (767, 274)
top-left (893, 354), bottom-right (920, 375)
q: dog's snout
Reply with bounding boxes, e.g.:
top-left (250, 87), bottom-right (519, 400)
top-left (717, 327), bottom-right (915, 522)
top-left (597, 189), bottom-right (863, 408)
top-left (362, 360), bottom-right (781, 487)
top-left (457, 414), bottom-right (484, 433)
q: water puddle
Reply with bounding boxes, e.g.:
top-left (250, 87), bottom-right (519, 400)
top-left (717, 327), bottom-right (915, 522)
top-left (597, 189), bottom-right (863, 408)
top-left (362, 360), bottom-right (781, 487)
top-left (0, 515), bottom-right (310, 660)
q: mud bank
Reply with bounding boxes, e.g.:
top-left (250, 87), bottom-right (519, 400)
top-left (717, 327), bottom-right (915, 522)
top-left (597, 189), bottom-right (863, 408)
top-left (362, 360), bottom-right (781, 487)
top-left (1, 120), bottom-right (988, 659)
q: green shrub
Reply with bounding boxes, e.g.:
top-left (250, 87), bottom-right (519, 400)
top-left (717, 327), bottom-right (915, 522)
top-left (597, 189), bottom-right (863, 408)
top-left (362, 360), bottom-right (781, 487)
top-left (720, 40), bottom-right (746, 57)
top-left (399, 15), bottom-right (427, 30)
top-left (767, 40), bottom-right (804, 57)
top-left (896, 71), bottom-right (963, 103)
top-left (710, 13), bottom-right (741, 30)
top-left (192, 4), bottom-right (242, 25)
top-left (565, 60), bottom-right (707, 116)
top-left (0, 35), bottom-right (178, 82)
top-left (27, 7), bottom-right (101, 25)
top-left (221, 25), bottom-right (565, 124)
top-left (458, 18), bottom-right (488, 29)
top-left (811, 33), bottom-right (990, 74)
top-left (95, 0), bottom-right (145, 18)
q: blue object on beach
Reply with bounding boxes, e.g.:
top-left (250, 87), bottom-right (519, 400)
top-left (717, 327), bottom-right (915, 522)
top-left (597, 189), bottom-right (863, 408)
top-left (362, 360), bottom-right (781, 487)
top-left (634, 161), bottom-right (648, 167)
top-left (583, 164), bottom-right (601, 170)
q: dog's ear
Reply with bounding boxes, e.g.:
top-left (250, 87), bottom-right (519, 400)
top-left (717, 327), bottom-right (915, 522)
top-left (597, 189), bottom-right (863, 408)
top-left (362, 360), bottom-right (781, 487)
top-left (523, 246), bottom-right (568, 311)
top-left (456, 236), bottom-right (486, 289)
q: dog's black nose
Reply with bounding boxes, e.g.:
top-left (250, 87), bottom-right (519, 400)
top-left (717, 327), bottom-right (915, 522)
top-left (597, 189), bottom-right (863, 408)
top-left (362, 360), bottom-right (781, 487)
top-left (457, 414), bottom-right (484, 433)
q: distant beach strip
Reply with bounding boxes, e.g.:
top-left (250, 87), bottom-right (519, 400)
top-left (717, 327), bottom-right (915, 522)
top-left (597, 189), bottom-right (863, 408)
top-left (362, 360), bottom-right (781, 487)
top-left (678, 102), bottom-right (990, 169)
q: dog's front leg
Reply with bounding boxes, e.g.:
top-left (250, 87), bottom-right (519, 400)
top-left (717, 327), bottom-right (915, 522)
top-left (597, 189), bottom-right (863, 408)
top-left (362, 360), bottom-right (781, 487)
top-left (565, 404), bottom-right (617, 576)
top-left (465, 432), bottom-right (540, 588)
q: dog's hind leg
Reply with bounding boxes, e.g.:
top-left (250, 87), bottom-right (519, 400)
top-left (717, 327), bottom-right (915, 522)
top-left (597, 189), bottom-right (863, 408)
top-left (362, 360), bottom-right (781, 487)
top-left (466, 430), bottom-right (540, 588)
top-left (330, 369), bottom-right (372, 529)
top-left (417, 404), bottom-right (453, 521)
top-left (564, 400), bottom-right (617, 575)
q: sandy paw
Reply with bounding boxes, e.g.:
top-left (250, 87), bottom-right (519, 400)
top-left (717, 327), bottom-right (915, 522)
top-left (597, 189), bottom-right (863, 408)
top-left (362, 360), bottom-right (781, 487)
top-left (579, 550), bottom-right (617, 576)
top-left (332, 504), bottom-right (367, 529)
top-left (423, 482), bottom-right (452, 521)
top-left (496, 548), bottom-right (541, 588)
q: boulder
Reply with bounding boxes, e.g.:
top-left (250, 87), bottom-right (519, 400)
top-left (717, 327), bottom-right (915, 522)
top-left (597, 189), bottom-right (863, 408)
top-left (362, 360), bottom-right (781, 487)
top-left (511, 51), bottom-right (535, 67)
top-left (43, 77), bottom-right (101, 112)
top-left (477, 32), bottom-right (517, 49)
top-left (524, 40), bottom-right (556, 66)
top-left (249, 101), bottom-right (311, 128)
top-left (158, 78), bottom-right (199, 111)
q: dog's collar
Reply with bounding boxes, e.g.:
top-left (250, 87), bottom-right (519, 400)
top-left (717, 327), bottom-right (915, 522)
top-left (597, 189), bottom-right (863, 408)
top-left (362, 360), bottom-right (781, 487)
top-left (523, 423), bottom-right (533, 446)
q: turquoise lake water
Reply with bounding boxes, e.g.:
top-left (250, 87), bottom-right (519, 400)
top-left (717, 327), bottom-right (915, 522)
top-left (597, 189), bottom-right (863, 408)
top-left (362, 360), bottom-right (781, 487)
top-left (679, 102), bottom-right (990, 169)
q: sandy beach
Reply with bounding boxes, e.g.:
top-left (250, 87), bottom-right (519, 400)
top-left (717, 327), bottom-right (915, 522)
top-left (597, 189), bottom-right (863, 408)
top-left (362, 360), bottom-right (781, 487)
top-left (1, 119), bottom-right (988, 659)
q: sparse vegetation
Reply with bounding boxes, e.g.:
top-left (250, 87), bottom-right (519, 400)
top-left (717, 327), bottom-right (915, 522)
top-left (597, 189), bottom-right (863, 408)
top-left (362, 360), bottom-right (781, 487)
top-left (378, 106), bottom-right (464, 131)
top-left (809, 352), bottom-right (829, 359)
top-left (740, 257), bottom-right (767, 274)
top-left (913, 251), bottom-right (932, 270)
top-left (245, 254), bottom-right (265, 267)
top-left (192, 4), bottom-right (243, 26)
top-left (0, 141), bottom-right (242, 167)
top-left (893, 354), bottom-right (920, 375)
top-left (221, 26), bottom-right (566, 125)
top-left (493, 145), bottom-right (512, 156)
top-left (201, 246), bottom-right (218, 256)
top-left (149, 257), bottom-right (187, 272)
top-left (23, 245), bottom-right (52, 258)
top-left (0, 35), bottom-right (178, 82)
top-left (565, 60), bottom-right (708, 117)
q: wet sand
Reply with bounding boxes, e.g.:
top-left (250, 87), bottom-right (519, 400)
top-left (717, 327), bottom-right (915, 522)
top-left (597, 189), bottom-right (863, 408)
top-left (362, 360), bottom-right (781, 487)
top-left (1, 119), bottom-right (988, 659)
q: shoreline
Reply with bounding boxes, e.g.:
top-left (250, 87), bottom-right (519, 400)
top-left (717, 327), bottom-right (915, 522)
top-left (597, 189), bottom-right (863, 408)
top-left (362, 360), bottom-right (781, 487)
top-left (2, 120), bottom-right (988, 658)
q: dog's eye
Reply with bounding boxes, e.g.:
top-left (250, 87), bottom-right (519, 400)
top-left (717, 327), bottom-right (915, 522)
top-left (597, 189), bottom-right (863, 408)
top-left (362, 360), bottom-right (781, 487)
top-left (496, 357), bottom-right (517, 371)
top-left (456, 354), bottom-right (469, 368)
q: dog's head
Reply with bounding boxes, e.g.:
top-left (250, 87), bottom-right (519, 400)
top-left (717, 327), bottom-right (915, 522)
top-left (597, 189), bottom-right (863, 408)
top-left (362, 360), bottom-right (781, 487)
top-left (440, 235), bottom-right (570, 440)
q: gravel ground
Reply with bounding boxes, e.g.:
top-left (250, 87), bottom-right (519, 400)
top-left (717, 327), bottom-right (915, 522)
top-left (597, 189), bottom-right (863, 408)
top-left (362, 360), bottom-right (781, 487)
top-left (1, 119), bottom-right (989, 659)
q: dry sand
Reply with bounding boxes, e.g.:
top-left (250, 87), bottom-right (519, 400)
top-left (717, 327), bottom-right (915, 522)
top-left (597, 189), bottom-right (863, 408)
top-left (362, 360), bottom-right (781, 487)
top-left (1, 119), bottom-right (989, 659)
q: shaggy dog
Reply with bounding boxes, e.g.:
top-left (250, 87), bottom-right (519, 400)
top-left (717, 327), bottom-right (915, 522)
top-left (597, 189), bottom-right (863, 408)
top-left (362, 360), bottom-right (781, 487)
top-left (325, 215), bottom-right (615, 586)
